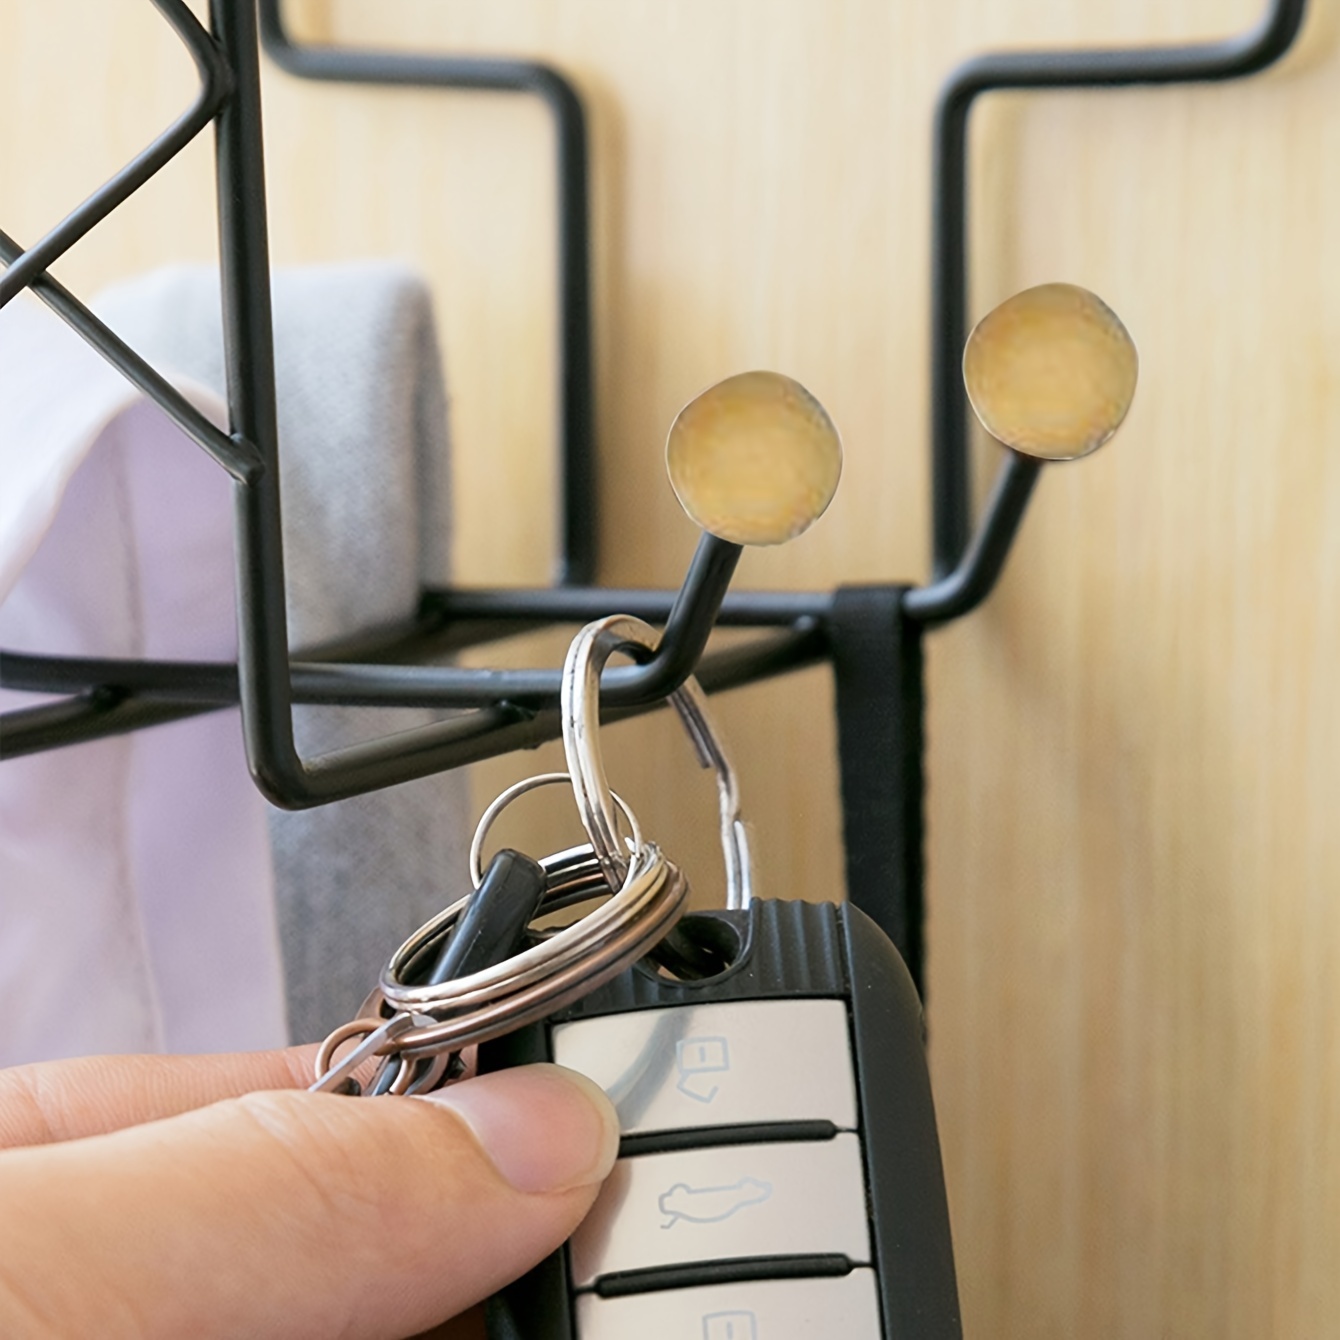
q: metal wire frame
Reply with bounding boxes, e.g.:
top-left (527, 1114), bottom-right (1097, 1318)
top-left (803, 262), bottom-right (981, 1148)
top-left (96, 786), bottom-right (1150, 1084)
top-left (0, 2), bottom-right (744, 800)
top-left (0, 0), bottom-right (1020, 793)
top-left (0, 621), bottom-right (829, 763)
top-left (256, 0), bottom-right (596, 589)
top-left (0, 2), bottom-right (233, 313)
top-left (928, 0), bottom-right (1308, 578)
top-left (0, 0), bottom-right (1310, 796)
top-left (0, 1), bottom-right (254, 482)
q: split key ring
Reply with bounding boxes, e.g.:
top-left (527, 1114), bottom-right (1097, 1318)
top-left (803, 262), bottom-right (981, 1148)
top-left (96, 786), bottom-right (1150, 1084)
top-left (560, 613), bottom-right (752, 909)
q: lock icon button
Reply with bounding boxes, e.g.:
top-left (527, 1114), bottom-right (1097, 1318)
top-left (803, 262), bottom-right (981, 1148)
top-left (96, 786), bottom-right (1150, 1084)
top-left (703, 1311), bottom-right (758, 1340)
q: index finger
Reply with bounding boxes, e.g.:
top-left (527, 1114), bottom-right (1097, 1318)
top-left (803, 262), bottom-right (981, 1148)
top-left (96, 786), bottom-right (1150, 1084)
top-left (0, 1044), bottom-right (320, 1149)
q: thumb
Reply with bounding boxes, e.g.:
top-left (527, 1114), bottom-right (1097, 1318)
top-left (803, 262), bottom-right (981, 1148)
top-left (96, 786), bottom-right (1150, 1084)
top-left (0, 1063), bottom-right (618, 1340)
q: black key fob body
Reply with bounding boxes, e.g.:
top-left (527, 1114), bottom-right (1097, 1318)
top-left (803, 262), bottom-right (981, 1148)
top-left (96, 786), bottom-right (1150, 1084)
top-left (481, 898), bottom-right (961, 1339)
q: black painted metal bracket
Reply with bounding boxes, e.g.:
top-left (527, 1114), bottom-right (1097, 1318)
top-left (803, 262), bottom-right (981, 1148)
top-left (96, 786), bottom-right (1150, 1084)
top-left (0, 0), bottom-right (1309, 969)
top-left (257, 0), bottom-right (596, 589)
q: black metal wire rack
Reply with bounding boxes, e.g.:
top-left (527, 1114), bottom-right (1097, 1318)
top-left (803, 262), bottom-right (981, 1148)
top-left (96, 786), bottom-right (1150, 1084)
top-left (0, 0), bottom-right (1306, 989)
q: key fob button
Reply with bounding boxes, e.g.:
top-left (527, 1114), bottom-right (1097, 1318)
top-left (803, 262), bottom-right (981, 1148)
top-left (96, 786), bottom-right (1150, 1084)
top-left (569, 1134), bottom-right (870, 1287)
top-left (552, 999), bottom-right (858, 1134)
top-left (574, 1270), bottom-right (883, 1339)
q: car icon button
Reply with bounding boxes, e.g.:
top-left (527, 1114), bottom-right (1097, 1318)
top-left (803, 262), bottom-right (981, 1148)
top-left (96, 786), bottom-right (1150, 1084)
top-left (568, 1135), bottom-right (870, 1288)
top-left (658, 1174), bottom-right (774, 1228)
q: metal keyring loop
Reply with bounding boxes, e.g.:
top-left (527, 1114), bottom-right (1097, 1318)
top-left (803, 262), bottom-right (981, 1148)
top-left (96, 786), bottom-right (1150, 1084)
top-left (309, 841), bottom-right (684, 1091)
top-left (394, 857), bottom-right (688, 1060)
top-left (467, 771), bottom-right (643, 888)
top-left (369, 839), bottom-right (689, 1060)
top-left (311, 1010), bottom-right (432, 1090)
top-left (382, 837), bottom-right (664, 1005)
top-left (314, 1017), bottom-right (383, 1079)
top-left (560, 613), bottom-right (752, 908)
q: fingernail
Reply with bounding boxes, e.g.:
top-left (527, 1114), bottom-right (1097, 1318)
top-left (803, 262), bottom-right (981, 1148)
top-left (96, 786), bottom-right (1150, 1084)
top-left (420, 1064), bottom-right (620, 1194)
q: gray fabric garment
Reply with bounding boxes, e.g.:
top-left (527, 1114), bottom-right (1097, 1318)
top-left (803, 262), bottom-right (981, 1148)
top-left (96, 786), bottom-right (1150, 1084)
top-left (97, 262), bottom-right (470, 1043)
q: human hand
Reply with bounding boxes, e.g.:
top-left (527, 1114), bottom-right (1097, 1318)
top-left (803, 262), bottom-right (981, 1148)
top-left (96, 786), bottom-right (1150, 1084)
top-left (0, 1046), bottom-right (619, 1339)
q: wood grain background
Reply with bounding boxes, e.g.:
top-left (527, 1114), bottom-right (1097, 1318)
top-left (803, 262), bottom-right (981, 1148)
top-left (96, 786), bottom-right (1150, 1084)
top-left (4, 1), bottom-right (1340, 1334)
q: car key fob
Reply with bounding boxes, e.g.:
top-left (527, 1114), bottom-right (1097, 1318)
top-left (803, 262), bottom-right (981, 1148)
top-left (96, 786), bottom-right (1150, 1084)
top-left (480, 897), bottom-right (962, 1340)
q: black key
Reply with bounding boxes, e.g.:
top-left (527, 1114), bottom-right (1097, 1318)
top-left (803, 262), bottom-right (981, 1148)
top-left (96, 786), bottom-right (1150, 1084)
top-left (427, 847), bottom-right (547, 984)
top-left (371, 848), bottom-right (548, 1096)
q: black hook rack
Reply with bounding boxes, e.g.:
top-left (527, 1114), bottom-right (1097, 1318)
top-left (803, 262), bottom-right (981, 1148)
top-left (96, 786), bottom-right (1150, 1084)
top-left (0, 0), bottom-right (1305, 990)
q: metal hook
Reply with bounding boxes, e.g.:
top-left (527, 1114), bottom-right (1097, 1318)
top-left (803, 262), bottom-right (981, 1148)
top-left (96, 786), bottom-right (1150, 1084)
top-left (561, 614), bottom-right (751, 910)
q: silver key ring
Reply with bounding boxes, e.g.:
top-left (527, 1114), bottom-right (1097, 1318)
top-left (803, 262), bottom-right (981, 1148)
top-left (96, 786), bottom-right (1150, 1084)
top-left (467, 771), bottom-right (643, 887)
top-left (382, 777), bottom-right (653, 1016)
top-left (311, 842), bottom-right (689, 1088)
top-left (560, 613), bottom-right (752, 909)
top-left (381, 840), bottom-right (668, 1013)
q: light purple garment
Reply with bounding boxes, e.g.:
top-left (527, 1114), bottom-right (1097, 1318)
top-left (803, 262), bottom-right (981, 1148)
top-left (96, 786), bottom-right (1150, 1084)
top-left (2, 262), bottom-right (471, 1057)
top-left (0, 298), bottom-right (288, 1061)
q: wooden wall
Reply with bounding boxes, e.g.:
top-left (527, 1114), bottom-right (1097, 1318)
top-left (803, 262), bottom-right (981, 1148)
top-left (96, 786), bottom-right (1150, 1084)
top-left (4, 1), bottom-right (1340, 1334)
